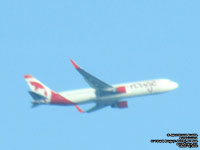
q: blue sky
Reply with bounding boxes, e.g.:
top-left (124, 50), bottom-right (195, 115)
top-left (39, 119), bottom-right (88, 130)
top-left (0, 0), bottom-right (199, 150)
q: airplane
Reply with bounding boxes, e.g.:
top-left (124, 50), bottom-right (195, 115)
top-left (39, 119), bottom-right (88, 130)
top-left (24, 59), bottom-right (179, 113)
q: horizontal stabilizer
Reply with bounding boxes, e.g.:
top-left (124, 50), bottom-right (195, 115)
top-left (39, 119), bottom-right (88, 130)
top-left (31, 103), bottom-right (40, 108)
top-left (29, 91), bottom-right (46, 100)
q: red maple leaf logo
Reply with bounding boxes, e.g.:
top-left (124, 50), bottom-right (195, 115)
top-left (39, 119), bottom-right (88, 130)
top-left (30, 82), bottom-right (47, 96)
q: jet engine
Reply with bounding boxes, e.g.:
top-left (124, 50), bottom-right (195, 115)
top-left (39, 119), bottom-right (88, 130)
top-left (111, 101), bottom-right (128, 108)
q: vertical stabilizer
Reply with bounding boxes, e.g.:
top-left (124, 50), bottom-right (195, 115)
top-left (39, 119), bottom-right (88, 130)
top-left (24, 75), bottom-right (51, 100)
top-left (24, 74), bottom-right (84, 113)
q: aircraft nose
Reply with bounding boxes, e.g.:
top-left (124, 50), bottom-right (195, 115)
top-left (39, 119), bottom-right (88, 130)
top-left (170, 81), bottom-right (179, 90)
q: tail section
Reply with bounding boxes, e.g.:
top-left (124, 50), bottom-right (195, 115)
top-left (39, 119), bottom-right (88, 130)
top-left (24, 74), bottom-right (84, 113)
top-left (24, 75), bottom-right (51, 99)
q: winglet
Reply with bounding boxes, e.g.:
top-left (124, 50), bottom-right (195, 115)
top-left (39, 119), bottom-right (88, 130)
top-left (75, 104), bottom-right (84, 113)
top-left (70, 59), bottom-right (80, 69)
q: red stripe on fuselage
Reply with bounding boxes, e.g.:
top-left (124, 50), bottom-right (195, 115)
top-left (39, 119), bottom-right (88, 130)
top-left (50, 91), bottom-right (84, 113)
top-left (50, 91), bottom-right (73, 105)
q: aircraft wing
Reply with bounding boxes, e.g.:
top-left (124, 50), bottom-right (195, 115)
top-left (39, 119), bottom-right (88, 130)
top-left (85, 102), bottom-right (110, 113)
top-left (70, 59), bottom-right (113, 90)
top-left (85, 100), bottom-right (128, 113)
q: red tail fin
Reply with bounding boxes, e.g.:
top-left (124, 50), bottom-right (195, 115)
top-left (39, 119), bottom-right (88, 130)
top-left (24, 74), bottom-right (84, 113)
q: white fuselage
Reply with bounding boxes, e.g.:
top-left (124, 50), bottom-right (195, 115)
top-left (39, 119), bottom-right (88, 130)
top-left (58, 79), bottom-right (178, 104)
top-left (25, 61), bottom-right (179, 112)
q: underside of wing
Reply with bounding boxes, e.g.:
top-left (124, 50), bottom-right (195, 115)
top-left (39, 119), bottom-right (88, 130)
top-left (85, 100), bottom-right (128, 113)
top-left (69, 59), bottom-right (129, 113)
top-left (70, 59), bottom-right (127, 97)
top-left (70, 59), bottom-right (113, 90)
top-left (85, 102), bottom-right (110, 113)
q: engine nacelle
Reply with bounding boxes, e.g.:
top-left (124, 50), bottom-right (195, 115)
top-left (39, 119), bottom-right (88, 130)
top-left (111, 101), bottom-right (128, 108)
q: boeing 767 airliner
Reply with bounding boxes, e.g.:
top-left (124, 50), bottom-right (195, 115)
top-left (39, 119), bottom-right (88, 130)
top-left (24, 59), bottom-right (178, 113)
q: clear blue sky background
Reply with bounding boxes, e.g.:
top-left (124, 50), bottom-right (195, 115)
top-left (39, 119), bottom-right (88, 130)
top-left (0, 0), bottom-right (199, 150)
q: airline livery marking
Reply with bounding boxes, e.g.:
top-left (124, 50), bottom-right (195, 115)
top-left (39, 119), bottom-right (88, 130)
top-left (24, 60), bottom-right (178, 113)
top-left (30, 82), bottom-right (47, 96)
top-left (129, 81), bottom-right (157, 93)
